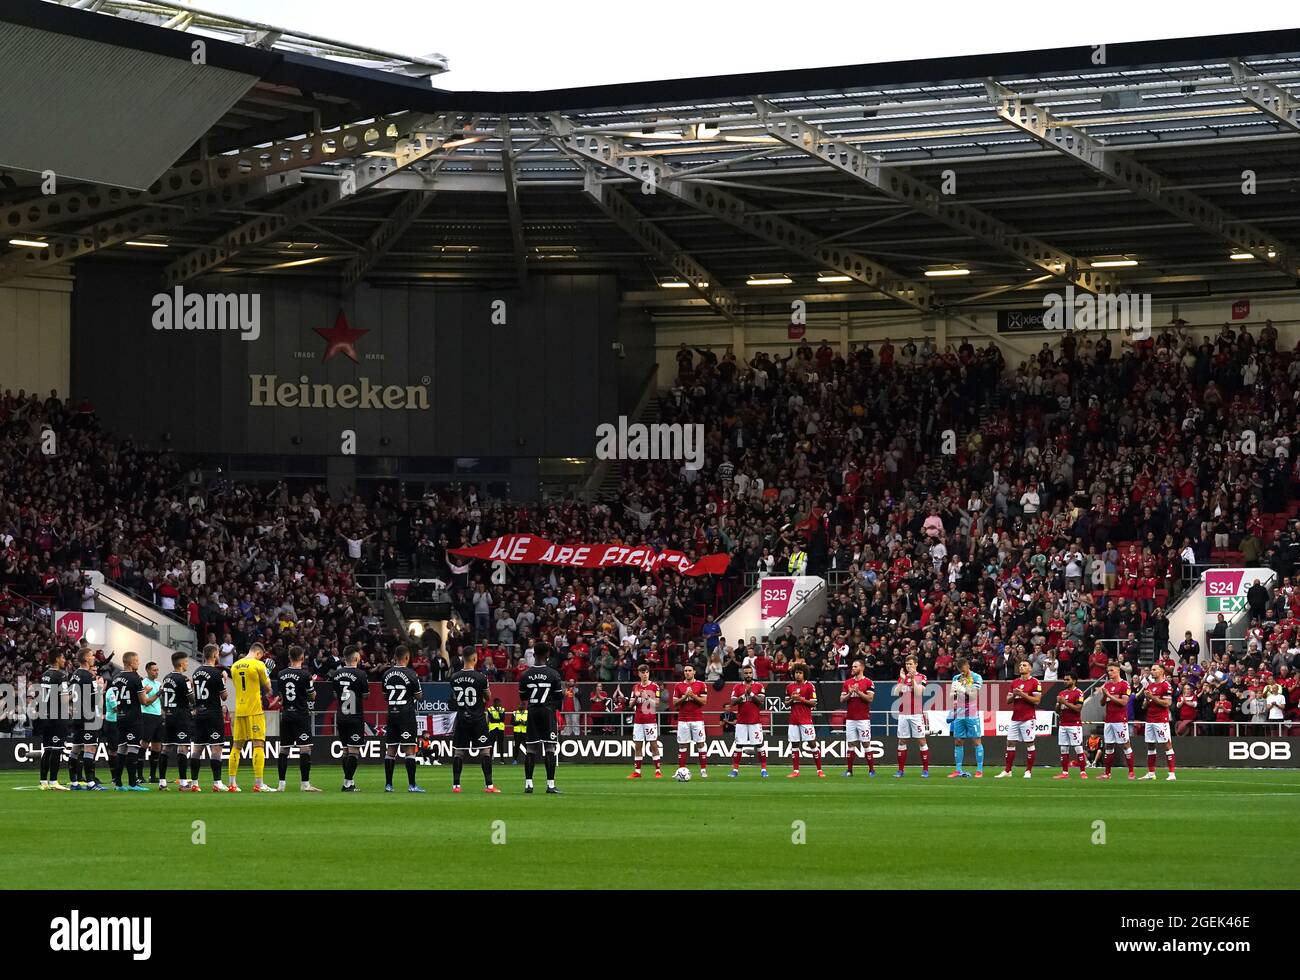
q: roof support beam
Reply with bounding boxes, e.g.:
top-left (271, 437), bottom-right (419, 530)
top-left (499, 121), bottom-right (529, 289)
top-left (986, 81), bottom-right (1295, 277)
top-left (581, 168), bottom-right (739, 324)
top-left (0, 172), bottom-right (300, 283)
top-left (753, 98), bottom-right (1116, 294)
top-left (3, 111), bottom-right (454, 236)
top-left (548, 118), bottom-right (942, 315)
top-left (549, 119), bottom-right (1035, 355)
top-left (164, 127), bottom-right (454, 285)
top-left (1228, 60), bottom-right (1300, 132)
top-left (339, 191), bottom-right (434, 292)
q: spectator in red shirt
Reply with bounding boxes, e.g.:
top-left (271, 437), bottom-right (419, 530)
top-left (1088, 644), bottom-right (1110, 680)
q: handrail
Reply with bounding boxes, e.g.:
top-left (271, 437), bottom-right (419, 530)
top-left (1, 586), bottom-right (47, 614)
top-left (93, 588), bottom-right (161, 630)
top-left (102, 580), bottom-right (190, 628)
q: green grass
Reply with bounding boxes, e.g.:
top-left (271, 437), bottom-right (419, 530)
top-left (2, 765), bottom-right (1297, 889)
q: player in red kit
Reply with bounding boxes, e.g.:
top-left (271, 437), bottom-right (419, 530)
top-left (628, 662), bottom-right (663, 779)
top-left (672, 663), bottom-right (710, 778)
top-left (840, 658), bottom-right (875, 776)
top-left (892, 655), bottom-right (930, 777)
top-left (785, 665), bottom-right (823, 777)
top-left (728, 664), bottom-right (768, 778)
top-left (1052, 673), bottom-right (1088, 779)
top-left (1138, 663), bottom-right (1177, 780)
top-left (1094, 663), bottom-right (1135, 779)
top-left (997, 659), bottom-right (1042, 778)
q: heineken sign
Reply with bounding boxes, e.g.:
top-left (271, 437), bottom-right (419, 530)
top-left (249, 374), bottom-right (430, 410)
top-left (248, 310), bottom-right (430, 410)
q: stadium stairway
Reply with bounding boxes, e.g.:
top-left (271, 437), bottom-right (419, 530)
top-left (592, 391), bottom-right (663, 503)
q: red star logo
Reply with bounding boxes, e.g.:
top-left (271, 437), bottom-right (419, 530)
top-left (314, 310), bottom-right (368, 363)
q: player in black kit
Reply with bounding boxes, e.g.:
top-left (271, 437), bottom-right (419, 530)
top-left (191, 644), bottom-right (230, 791)
top-left (67, 648), bottom-right (104, 790)
top-left (449, 649), bottom-right (498, 793)
top-left (158, 651), bottom-right (195, 791)
top-left (329, 647), bottom-right (370, 791)
top-left (381, 645), bottom-right (425, 793)
top-left (274, 646), bottom-right (321, 792)
top-left (110, 652), bottom-right (159, 791)
top-left (36, 652), bottom-right (70, 790)
top-left (519, 658), bottom-right (564, 794)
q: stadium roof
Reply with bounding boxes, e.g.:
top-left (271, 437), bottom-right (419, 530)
top-left (3, 0), bottom-right (1300, 322)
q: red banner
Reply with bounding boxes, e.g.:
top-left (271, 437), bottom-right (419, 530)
top-left (449, 534), bottom-right (730, 576)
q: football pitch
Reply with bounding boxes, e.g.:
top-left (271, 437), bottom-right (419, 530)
top-left (2, 766), bottom-right (1297, 889)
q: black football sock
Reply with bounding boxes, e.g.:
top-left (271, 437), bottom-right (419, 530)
top-left (384, 757), bottom-right (395, 786)
top-left (524, 754), bottom-right (536, 782)
top-left (158, 753), bottom-right (168, 782)
top-left (300, 755), bottom-right (312, 783)
top-left (111, 754), bottom-right (124, 787)
top-left (405, 756), bottom-right (418, 787)
top-left (39, 749), bottom-right (49, 782)
top-left (178, 754), bottom-right (188, 781)
top-left (49, 751), bottom-right (62, 783)
top-left (149, 752), bottom-right (158, 782)
top-left (83, 756), bottom-right (96, 785)
top-left (481, 757), bottom-right (494, 787)
top-left (132, 751), bottom-right (144, 785)
top-left (342, 755), bottom-right (356, 782)
top-left (68, 752), bottom-right (81, 783)
top-left (544, 753), bottom-right (557, 783)
top-left (278, 754), bottom-right (290, 783)
top-left (211, 755), bottom-right (222, 782)
top-left (452, 757), bottom-right (464, 787)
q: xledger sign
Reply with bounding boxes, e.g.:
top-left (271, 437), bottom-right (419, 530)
top-left (758, 576), bottom-right (821, 624)
top-left (1204, 568), bottom-right (1273, 632)
top-left (51, 611), bottom-right (108, 645)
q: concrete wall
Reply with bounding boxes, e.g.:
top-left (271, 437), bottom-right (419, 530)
top-left (0, 273), bottom-right (71, 396)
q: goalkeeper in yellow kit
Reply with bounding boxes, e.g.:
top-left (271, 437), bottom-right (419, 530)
top-left (229, 643), bottom-right (276, 793)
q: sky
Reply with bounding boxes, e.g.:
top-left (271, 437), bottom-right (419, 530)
top-left (162, 0), bottom-right (1293, 90)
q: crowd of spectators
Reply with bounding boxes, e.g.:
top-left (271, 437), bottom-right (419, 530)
top-left (4, 319), bottom-right (1300, 733)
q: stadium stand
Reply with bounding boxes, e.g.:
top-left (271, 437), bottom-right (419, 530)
top-left (4, 320), bottom-right (1299, 733)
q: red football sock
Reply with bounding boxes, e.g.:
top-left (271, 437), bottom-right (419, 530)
top-left (1147, 751), bottom-right (1157, 773)
top-left (1004, 750), bottom-right (1016, 773)
top-left (1166, 751), bottom-right (1176, 773)
top-left (846, 750), bottom-right (855, 774)
top-left (732, 751), bottom-right (741, 769)
top-left (1124, 749), bottom-right (1135, 774)
top-left (897, 746), bottom-right (907, 772)
top-left (698, 752), bottom-right (708, 771)
top-left (759, 752), bottom-right (767, 768)
top-left (1104, 749), bottom-right (1114, 775)
top-left (1061, 754), bottom-right (1071, 773)
top-left (1025, 748), bottom-right (1035, 772)
top-left (653, 757), bottom-right (662, 771)
top-left (813, 749), bottom-right (823, 772)
top-left (678, 750), bottom-right (687, 768)
top-left (920, 748), bottom-right (930, 772)
top-left (867, 751), bottom-right (875, 773)
top-left (792, 750), bottom-right (801, 771)
top-left (634, 759), bottom-right (642, 773)
top-left (1077, 752), bottom-right (1088, 770)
